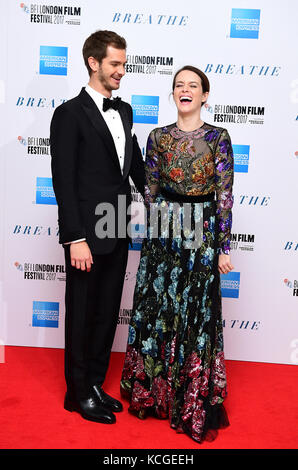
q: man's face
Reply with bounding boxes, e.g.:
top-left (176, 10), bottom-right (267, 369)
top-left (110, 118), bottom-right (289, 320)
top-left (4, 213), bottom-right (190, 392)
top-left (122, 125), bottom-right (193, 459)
top-left (97, 45), bottom-right (126, 92)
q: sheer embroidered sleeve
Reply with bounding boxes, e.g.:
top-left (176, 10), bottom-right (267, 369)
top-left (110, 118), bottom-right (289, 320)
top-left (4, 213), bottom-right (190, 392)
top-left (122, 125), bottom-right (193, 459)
top-left (214, 129), bottom-right (234, 254)
top-left (144, 129), bottom-right (160, 206)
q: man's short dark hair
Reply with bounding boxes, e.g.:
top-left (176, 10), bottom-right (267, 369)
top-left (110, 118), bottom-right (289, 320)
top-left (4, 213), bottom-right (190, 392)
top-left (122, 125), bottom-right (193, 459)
top-left (82, 30), bottom-right (127, 75)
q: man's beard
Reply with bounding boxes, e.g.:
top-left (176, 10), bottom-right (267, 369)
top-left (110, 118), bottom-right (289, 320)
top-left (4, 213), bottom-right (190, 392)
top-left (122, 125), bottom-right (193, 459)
top-left (97, 67), bottom-right (119, 91)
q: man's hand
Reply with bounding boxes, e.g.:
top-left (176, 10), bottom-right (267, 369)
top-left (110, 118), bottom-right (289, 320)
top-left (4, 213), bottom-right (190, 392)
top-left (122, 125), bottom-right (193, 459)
top-left (218, 253), bottom-right (234, 275)
top-left (70, 241), bottom-right (93, 272)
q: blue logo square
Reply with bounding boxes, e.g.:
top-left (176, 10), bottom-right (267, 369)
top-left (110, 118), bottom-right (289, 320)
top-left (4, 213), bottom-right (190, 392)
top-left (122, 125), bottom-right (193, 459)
top-left (230, 9), bottom-right (261, 39)
top-left (129, 223), bottom-right (145, 251)
top-left (36, 177), bottom-right (57, 205)
top-left (39, 46), bottom-right (68, 76)
top-left (221, 271), bottom-right (240, 298)
top-left (32, 301), bottom-right (59, 328)
top-left (131, 95), bottom-right (159, 124)
top-left (233, 144), bottom-right (250, 173)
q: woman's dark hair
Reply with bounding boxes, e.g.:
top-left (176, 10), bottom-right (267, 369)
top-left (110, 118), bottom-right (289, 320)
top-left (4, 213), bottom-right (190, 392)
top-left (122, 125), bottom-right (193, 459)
top-left (82, 30), bottom-right (127, 76)
top-left (172, 65), bottom-right (210, 101)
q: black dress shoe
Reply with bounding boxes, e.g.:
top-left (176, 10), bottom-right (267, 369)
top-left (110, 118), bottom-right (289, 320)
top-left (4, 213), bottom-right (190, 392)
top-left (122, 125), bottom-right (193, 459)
top-left (64, 393), bottom-right (116, 424)
top-left (92, 385), bottom-right (123, 412)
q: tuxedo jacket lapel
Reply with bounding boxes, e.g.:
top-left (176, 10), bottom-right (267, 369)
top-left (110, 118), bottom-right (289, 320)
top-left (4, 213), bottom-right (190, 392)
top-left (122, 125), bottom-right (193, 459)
top-left (118, 105), bottom-right (132, 180)
top-left (79, 88), bottom-right (121, 172)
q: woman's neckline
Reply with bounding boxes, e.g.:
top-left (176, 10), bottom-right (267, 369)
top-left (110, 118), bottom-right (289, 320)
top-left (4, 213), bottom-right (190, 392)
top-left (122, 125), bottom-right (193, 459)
top-left (175, 122), bottom-right (205, 133)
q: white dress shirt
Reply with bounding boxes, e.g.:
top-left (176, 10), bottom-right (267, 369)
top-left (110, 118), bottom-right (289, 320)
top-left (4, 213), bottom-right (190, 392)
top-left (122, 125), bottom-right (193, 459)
top-left (66, 84), bottom-right (127, 245)
top-left (85, 84), bottom-right (126, 173)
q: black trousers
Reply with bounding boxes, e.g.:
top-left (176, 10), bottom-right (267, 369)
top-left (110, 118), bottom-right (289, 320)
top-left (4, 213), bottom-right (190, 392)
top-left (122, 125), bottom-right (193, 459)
top-left (64, 239), bottom-right (129, 400)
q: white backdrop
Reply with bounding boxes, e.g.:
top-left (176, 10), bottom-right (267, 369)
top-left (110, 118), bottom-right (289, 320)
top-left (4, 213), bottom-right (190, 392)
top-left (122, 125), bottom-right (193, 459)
top-left (0, 0), bottom-right (297, 365)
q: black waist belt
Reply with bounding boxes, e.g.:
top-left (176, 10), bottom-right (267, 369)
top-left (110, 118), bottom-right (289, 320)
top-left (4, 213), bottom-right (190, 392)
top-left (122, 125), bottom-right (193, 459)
top-left (160, 188), bottom-right (215, 203)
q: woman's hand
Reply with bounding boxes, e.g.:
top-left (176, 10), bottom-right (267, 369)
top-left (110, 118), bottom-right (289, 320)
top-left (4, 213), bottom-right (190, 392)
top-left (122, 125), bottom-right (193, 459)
top-left (218, 253), bottom-right (234, 275)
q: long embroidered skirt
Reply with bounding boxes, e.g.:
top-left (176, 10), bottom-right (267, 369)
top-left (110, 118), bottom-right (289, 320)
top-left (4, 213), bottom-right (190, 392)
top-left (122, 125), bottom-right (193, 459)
top-left (120, 196), bottom-right (229, 442)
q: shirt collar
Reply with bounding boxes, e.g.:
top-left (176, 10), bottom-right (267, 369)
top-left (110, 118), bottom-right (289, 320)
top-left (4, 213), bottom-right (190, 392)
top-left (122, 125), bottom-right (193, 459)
top-left (85, 84), bottom-right (111, 110)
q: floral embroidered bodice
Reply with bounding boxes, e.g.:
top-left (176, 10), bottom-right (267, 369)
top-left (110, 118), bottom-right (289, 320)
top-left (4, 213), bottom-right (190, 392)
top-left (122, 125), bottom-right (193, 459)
top-left (144, 122), bottom-right (234, 254)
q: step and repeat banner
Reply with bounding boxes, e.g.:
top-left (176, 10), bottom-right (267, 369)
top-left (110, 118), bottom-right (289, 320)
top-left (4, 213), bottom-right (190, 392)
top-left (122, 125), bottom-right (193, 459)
top-left (0, 0), bottom-right (297, 365)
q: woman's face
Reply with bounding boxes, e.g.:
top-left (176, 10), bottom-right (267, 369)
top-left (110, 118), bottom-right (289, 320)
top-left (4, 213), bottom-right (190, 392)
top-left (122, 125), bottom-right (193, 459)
top-left (173, 70), bottom-right (209, 115)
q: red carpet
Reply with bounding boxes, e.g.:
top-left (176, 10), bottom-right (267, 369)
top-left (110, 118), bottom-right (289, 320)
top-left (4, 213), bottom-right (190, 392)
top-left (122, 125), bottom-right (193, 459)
top-left (0, 346), bottom-right (297, 450)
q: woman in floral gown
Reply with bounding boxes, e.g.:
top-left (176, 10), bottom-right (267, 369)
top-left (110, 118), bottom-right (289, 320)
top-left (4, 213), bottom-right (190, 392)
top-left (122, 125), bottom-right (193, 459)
top-left (120, 66), bottom-right (234, 443)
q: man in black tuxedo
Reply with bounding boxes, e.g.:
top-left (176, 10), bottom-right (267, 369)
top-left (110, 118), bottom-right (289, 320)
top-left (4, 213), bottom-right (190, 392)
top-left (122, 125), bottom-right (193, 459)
top-left (50, 30), bottom-right (145, 424)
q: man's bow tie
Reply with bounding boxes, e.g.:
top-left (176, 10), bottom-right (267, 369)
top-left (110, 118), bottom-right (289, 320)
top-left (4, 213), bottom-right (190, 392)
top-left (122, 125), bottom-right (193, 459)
top-left (102, 96), bottom-right (121, 112)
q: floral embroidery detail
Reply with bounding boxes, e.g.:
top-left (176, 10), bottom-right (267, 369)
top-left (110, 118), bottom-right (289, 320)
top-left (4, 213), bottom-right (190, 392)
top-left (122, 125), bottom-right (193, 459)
top-left (169, 167), bottom-right (185, 183)
top-left (120, 122), bottom-right (232, 443)
top-left (130, 381), bottom-right (155, 410)
top-left (144, 123), bottom-right (233, 254)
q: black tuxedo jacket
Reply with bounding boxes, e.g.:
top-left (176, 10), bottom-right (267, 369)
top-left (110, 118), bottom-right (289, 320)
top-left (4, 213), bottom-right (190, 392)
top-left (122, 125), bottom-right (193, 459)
top-left (50, 87), bottom-right (145, 254)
